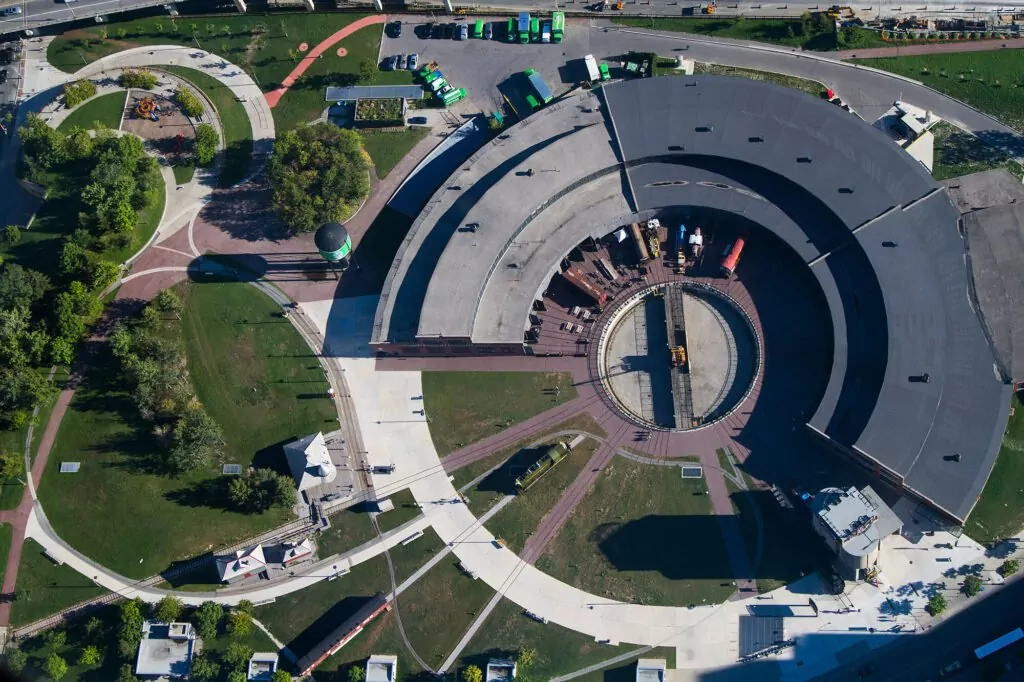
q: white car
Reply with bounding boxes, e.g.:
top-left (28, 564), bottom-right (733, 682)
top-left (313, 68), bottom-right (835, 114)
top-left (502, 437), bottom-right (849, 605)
top-left (1, 6), bottom-right (22, 16)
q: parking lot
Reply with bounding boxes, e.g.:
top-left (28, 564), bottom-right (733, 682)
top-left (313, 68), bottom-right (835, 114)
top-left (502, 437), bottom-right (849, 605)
top-left (380, 15), bottom-right (596, 115)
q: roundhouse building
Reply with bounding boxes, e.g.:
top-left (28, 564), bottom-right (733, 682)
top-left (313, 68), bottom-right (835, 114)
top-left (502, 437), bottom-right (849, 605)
top-left (371, 76), bottom-right (1011, 525)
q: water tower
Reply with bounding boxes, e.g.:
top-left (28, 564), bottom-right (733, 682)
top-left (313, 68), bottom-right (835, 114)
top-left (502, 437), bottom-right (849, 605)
top-left (314, 222), bottom-right (352, 278)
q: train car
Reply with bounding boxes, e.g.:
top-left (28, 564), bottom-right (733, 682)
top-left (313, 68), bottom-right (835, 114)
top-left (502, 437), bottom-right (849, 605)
top-left (562, 268), bottom-right (608, 306)
top-left (630, 222), bottom-right (650, 263)
top-left (721, 237), bottom-right (745, 277)
top-left (596, 258), bottom-right (618, 282)
top-left (515, 441), bottom-right (569, 491)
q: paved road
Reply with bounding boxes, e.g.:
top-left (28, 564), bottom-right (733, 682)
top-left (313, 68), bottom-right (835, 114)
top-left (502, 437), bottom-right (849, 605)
top-left (0, 0), bottom-right (172, 37)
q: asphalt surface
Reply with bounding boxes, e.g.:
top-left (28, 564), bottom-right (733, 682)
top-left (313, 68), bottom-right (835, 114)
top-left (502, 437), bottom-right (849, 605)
top-left (0, 0), bottom-right (171, 37)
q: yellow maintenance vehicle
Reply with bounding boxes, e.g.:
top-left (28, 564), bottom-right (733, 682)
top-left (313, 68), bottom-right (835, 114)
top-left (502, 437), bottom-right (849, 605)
top-left (671, 346), bottom-right (688, 368)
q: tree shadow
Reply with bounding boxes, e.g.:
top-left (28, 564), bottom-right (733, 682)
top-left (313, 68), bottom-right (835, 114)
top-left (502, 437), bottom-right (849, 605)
top-left (163, 476), bottom-right (234, 511)
top-left (197, 179), bottom-right (293, 243)
top-left (287, 595), bottom-right (376, 665)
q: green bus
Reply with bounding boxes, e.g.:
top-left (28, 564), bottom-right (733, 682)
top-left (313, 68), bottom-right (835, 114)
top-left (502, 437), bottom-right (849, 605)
top-left (473, 19), bottom-right (484, 38)
top-left (530, 17), bottom-right (540, 42)
top-left (442, 87), bottom-right (468, 107)
top-left (552, 11), bottom-right (565, 42)
top-left (507, 18), bottom-right (516, 42)
top-left (517, 12), bottom-right (530, 43)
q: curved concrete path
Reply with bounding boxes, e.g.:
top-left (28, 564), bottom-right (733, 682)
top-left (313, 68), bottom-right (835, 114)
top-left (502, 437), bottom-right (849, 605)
top-left (264, 15), bottom-right (387, 108)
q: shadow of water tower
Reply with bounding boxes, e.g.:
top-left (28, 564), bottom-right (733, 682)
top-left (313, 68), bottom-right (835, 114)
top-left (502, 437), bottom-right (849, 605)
top-left (314, 221), bottom-right (352, 279)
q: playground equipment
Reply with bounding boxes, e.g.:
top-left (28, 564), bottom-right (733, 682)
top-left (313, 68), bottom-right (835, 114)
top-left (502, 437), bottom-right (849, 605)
top-left (134, 97), bottom-right (161, 121)
top-left (174, 132), bottom-right (185, 153)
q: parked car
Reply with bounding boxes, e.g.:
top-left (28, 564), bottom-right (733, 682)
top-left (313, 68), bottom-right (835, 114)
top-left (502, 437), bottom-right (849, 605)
top-left (389, 20), bottom-right (402, 37)
top-left (407, 53), bottom-right (418, 70)
top-left (431, 23), bottom-right (444, 38)
top-left (939, 661), bottom-right (962, 677)
top-left (420, 22), bottom-right (434, 38)
top-left (1, 6), bottom-right (22, 15)
top-left (321, 493), bottom-right (342, 502)
top-left (484, 22), bottom-right (493, 40)
top-left (458, 23), bottom-right (469, 40)
top-left (381, 55), bottom-right (396, 71)
top-left (408, 116), bottom-right (428, 125)
top-left (397, 53), bottom-right (407, 70)
top-left (0, 68), bottom-right (7, 84)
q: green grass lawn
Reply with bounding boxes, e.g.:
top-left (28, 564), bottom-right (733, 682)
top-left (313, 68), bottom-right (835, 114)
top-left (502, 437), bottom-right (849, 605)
top-left (361, 127), bottom-right (431, 179)
top-left (46, 13), bottom-right (413, 132)
top-left (375, 488), bottom-right (423, 534)
top-left (40, 281), bottom-right (334, 578)
top-left (485, 432), bottom-right (600, 553)
top-left (177, 280), bottom-right (336, 465)
top-left (160, 65), bottom-right (254, 187)
top-left (316, 505), bottom-right (378, 557)
top-left (423, 372), bottom-right (578, 456)
top-left (172, 160), bottom-right (196, 185)
top-left (851, 52), bottom-right (1024, 132)
top-left (572, 648), bottom-right (678, 682)
top-left (536, 456), bottom-right (735, 607)
top-left (457, 598), bottom-right (639, 679)
top-left (693, 62), bottom-right (827, 98)
top-left (57, 91), bottom-right (127, 132)
top-left (307, 607), bottom-right (417, 682)
top-left (613, 16), bottom-right (836, 50)
top-left (930, 121), bottom-right (1024, 181)
top-left (10, 539), bottom-right (107, 627)
top-left (967, 393), bottom-right (1024, 543)
top-left (395, 556), bottom-right (495, 670)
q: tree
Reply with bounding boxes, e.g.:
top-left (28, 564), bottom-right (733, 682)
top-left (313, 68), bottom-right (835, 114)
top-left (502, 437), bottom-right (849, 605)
top-left (19, 114), bottom-right (67, 174)
top-left (176, 87), bottom-right (204, 118)
top-left (2, 647), bottom-right (27, 674)
top-left (225, 610), bottom-right (253, 637)
top-left (78, 645), bottom-right (101, 667)
top-left (228, 476), bottom-right (252, 509)
top-left (43, 629), bottom-right (67, 651)
top-left (65, 126), bottom-right (94, 160)
top-left (90, 260), bottom-right (122, 291)
top-left (462, 664), bottom-right (483, 682)
top-left (2, 225), bottom-right (20, 244)
top-left (190, 654), bottom-right (220, 682)
top-left (0, 452), bottom-right (23, 479)
top-left (59, 242), bottom-right (89, 278)
top-left (153, 290), bottom-right (184, 319)
top-left (154, 595), bottom-right (184, 623)
top-left (43, 653), bottom-right (68, 681)
top-left (267, 124), bottom-right (370, 234)
top-left (193, 600), bottom-right (224, 640)
top-left (167, 404), bottom-right (223, 474)
top-left (119, 68), bottom-right (157, 89)
top-left (235, 599), bottom-right (253, 614)
top-left (516, 648), bottom-right (537, 669)
top-left (0, 263), bottom-right (50, 312)
top-left (927, 592), bottom-right (947, 615)
top-left (228, 671), bottom-right (248, 682)
top-left (223, 641), bottom-right (254, 669)
top-left (358, 57), bottom-right (376, 84)
top-left (963, 574), bottom-right (984, 597)
top-left (84, 616), bottom-right (104, 639)
top-left (63, 80), bottom-right (97, 109)
top-left (193, 123), bottom-right (219, 166)
top-left (348, 665), bottom-right (367, 682)
top-left (270, 671), bottom-right (292, 682)
top-left (117, 663), bottom-right (139, 682)
top-left (1001, 559), bottom-right (1019, 577)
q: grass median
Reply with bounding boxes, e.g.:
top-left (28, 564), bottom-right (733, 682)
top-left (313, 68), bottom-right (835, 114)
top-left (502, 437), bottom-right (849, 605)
top-left (966, 393), bottom-right (1024, 544)
top-left (160, 64), bottom-right (254, 187)
top-left (10, 539), bottom-right (108, 627)
top-left (361, 127), bottom-right (431, 179)
top-left (57, 91), bottom-right (127, 132)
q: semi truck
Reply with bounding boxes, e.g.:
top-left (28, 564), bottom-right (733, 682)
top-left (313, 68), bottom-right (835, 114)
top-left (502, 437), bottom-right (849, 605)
top-left (552, 11), bottom-right (565, 41)
top-left (518, 12), bottom-right (531, 43)
top-left (524, 68), bottom-right (554, 105)
top-left (584, 54), bottom-right (601, 82)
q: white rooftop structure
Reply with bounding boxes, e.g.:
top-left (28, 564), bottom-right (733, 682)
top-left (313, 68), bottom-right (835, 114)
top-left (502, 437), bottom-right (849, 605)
top-left (135, 621), bottom-right (196, 679)
top-left (284, 432), bottom-right (337, 492)
top-left (485, 659), bottom-right (517, 682)
top-left (247, 652), bottom-right (279, 681)
top-left (636, 658), bottom-right (666, 682)
top-left (281, 538), bottom-right (313, 564)
top-left (216, 544), bottom-right (267, 583)
top-left (872, 100), bottom-right (941, 172)
top-left (811, 486), bottom-right (903, 580)
top-left (367, 654), bottom-right (398, 682)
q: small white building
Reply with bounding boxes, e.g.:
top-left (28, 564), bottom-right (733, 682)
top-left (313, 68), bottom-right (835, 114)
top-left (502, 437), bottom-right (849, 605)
top-left (284, 432), bottom-right (337, 492)
top-left (810, 485), bottom-right (903, 581)
top-left (135, 621), bottom-right (196, 679)
top-left (636, 658), bottom-right (666, 682)
top-left (216, 544), bottom-right (267, 584)
top-left (485, 659), bottom-right (517, 682)
top-left (367, 654), bottom-right (398, 682)
top-left (872, 100), bottom-right (941, 172)
top-left (281, 538), bottom-right (314, 566)
top-left (247, 652), bottom-right (279, 681)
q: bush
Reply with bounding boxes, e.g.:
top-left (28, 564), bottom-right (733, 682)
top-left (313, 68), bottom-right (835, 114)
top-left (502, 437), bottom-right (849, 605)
top-left (927, 592), bottom-right (947, 615)
top-left (193, 123), bottom-right (218, 166)
top-left (2, 225), bottom-right (20, 244)
top-left (175, 87), bottom-right (204, 118)
top-left (963, 574), bottom-right (983, 597)
top-left (119, 69), bottom-right (158, 90)
top-left (1001, 559), bottom-right (1020, 577)
top-left (63, 80), bottom-right (97, 109)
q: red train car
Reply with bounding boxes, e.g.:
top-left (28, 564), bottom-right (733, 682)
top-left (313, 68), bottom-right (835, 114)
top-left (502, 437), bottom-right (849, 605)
top-left (721, 238), bottom-right (745, 277)
top-left (562, 268), bottom-right (609, 306)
